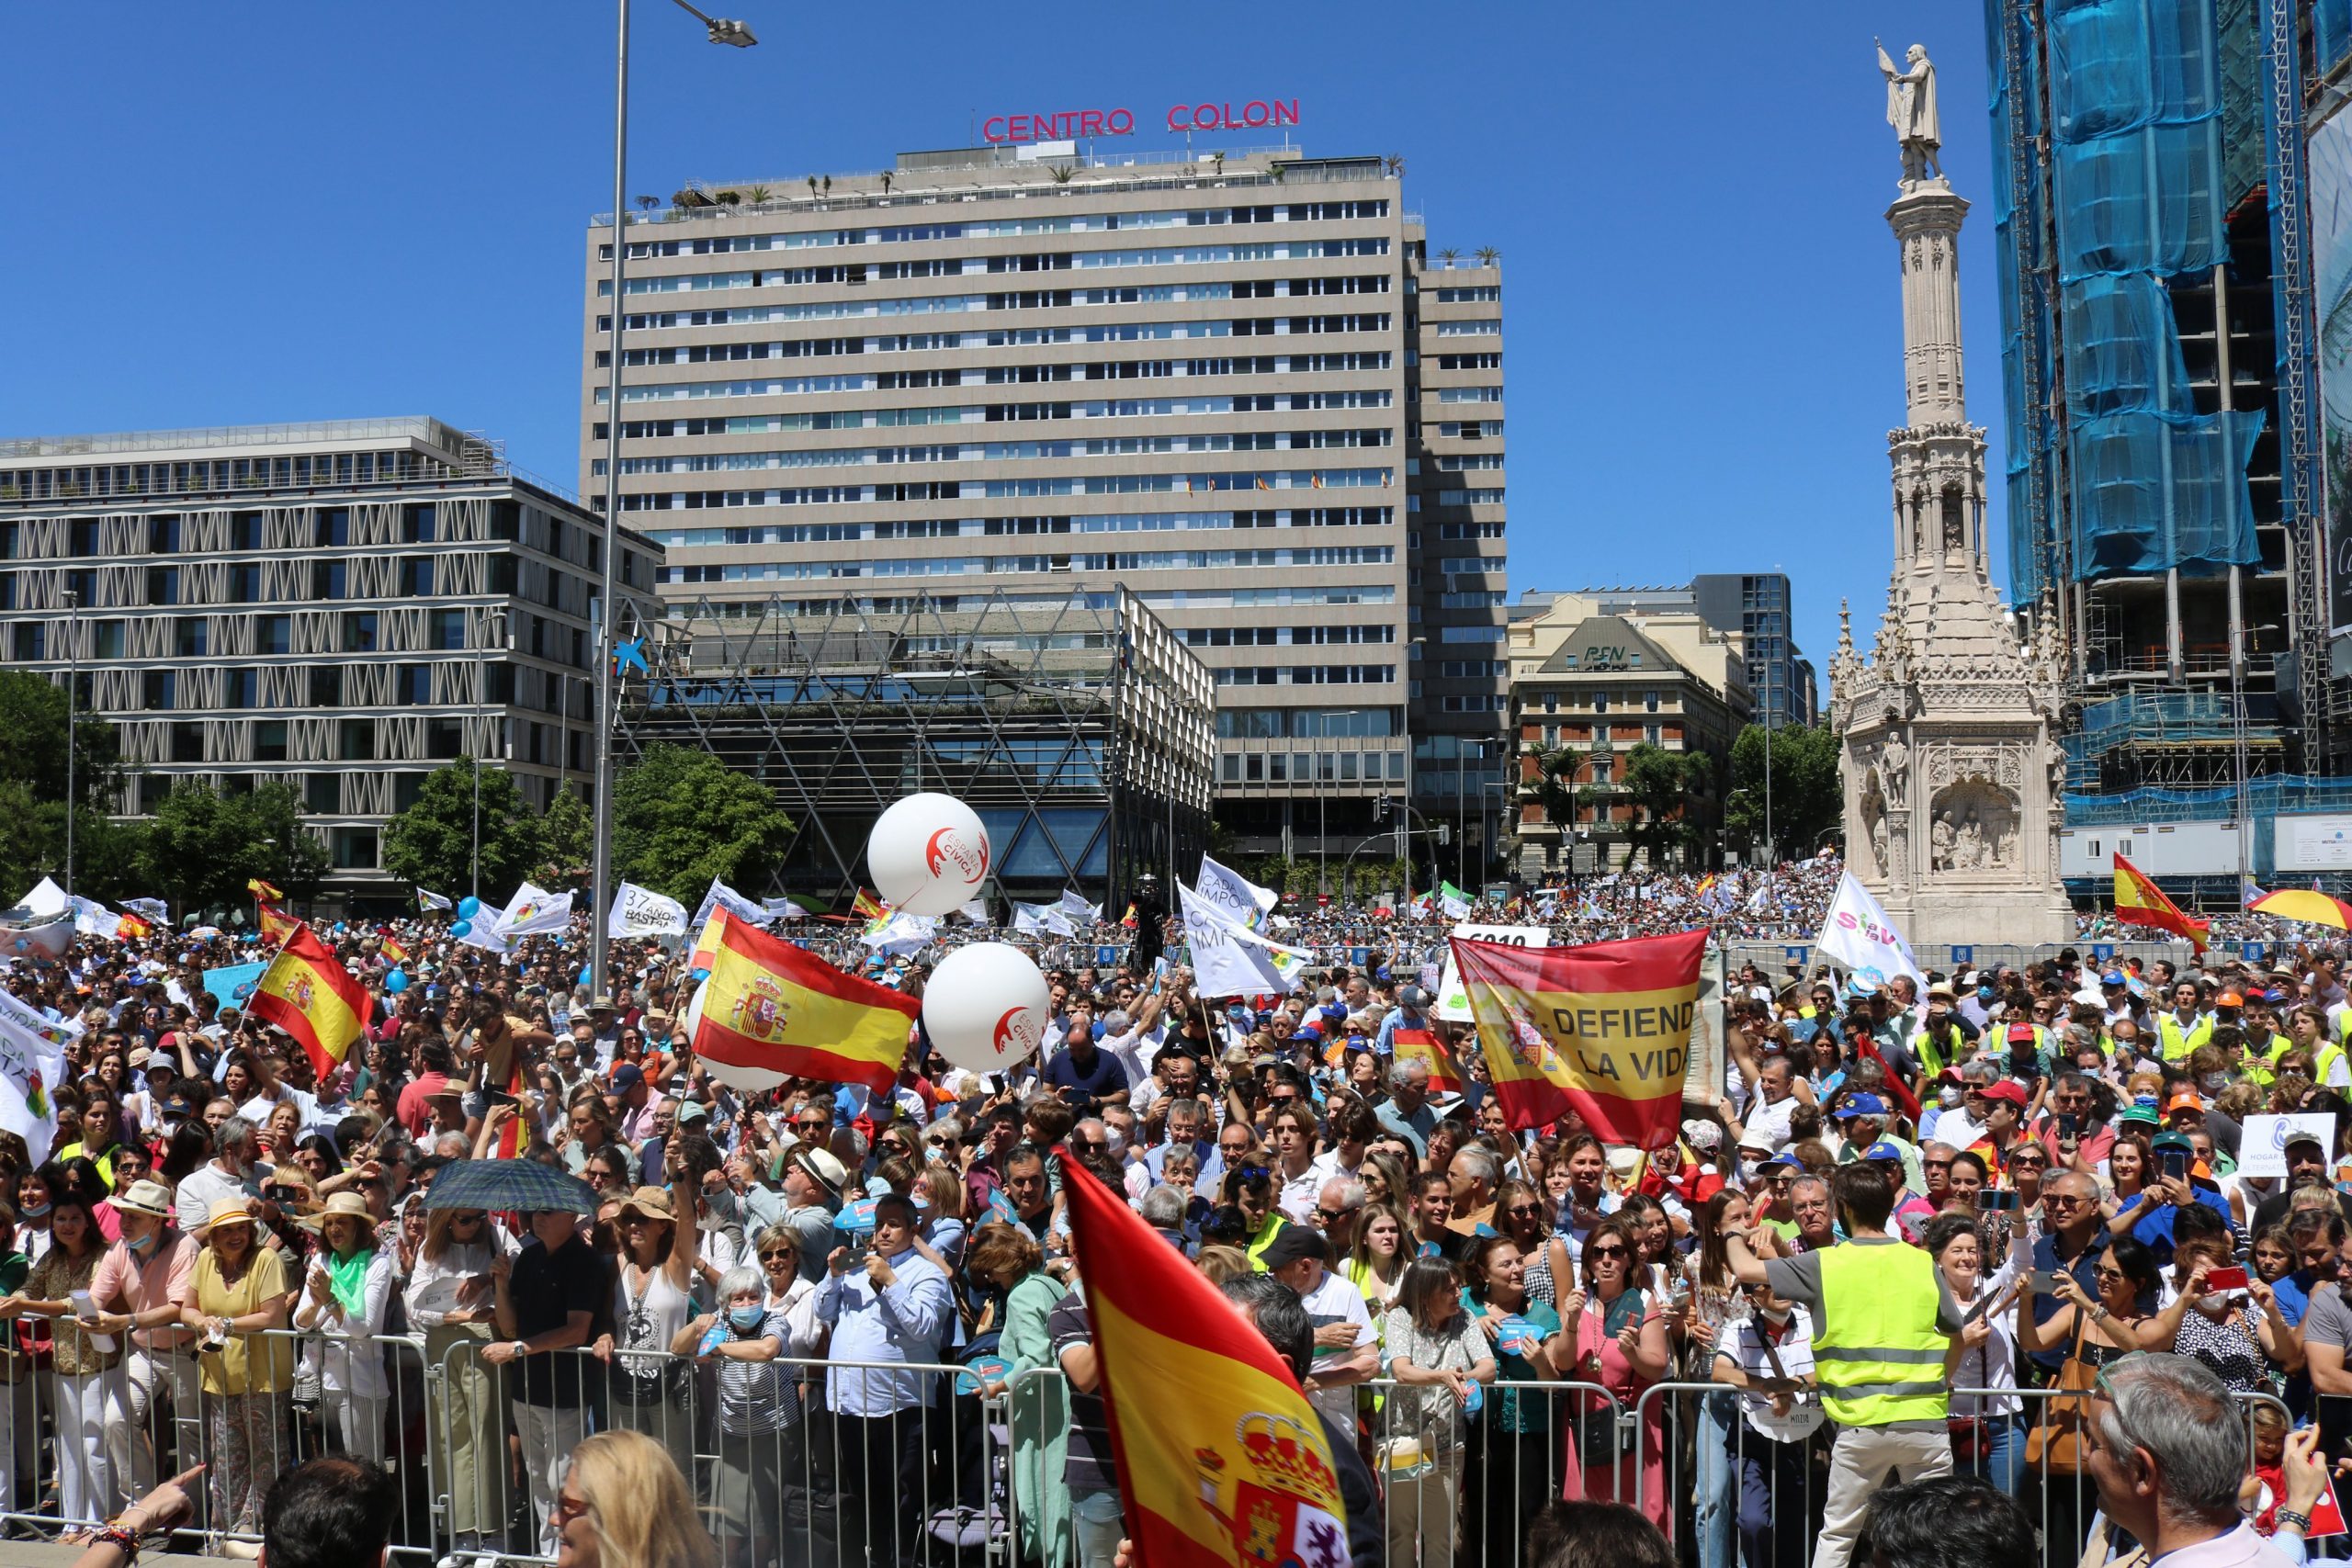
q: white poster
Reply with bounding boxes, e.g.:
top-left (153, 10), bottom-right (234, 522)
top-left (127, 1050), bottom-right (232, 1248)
top-left (1433, 924), bottom-right (1553, 1022)
top-left (1194, 856), bottom-right (1278, 930)
top-left (2239, 1113), bottom-right (2337, 1180)
top-left (1812, 872), bottom-right (1927, 991)
top-left (501, 888), bottom-right (575, 936)
top-left (1179, 884), bottom-right (1308, 998)
top-left (608, 882), bottom-right (689, 939)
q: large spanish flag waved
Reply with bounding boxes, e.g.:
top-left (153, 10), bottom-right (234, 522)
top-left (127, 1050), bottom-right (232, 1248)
top-left (2115, 852), bottom-right (2210, 952)
top-left (1452, 927), bottom-right (1708, 1147)
top-left (1063, 1163), bottom-right (1355, 1568)
top-left (690, 910), bottom-right (918, 1093)
top-left (247, 923), bottom-right (371, 1079)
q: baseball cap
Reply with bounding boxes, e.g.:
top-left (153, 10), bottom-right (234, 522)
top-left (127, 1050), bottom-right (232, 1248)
top-left (1258, 1227), bottom-right (1332, 1270)
top-left (1759, 1153), bottom-right (1804, 1173)
top-left (2101, 970), bottom-right (2127, 987)
top-left (1837, 1093), bottom-right (1887, 1119)
top-left (1978, 1081), bottom-right (2029, 1109)
top-left (2164, 1085), bottom-right (2203, 1113)
top-left (1861, 1140), bottom-right (1906, 1164)
top-left (610, 1064), bottom-right (645, 1091)
top-left (2217, 991), bottom-right (2245, 1009)
top-left (2005, 1023), bottom-right (2039, 1045)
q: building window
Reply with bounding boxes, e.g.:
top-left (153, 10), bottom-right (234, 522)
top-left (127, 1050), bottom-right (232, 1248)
top-left (1645, 691), bottom-right (1659, 713)
top-left (142, 671), bottom-right (175, 709)
top-left (147, 567), bottom-right (179, 606)
top-left (256, 616), bottom-right (291, 656)
top-left (314, 560), bottom-right (346, 599)
top-left (227, 669), bottom-right (258, 708)
top-left (404, 558), bottom-right (435, 597)
top-left (339, 718), bottom-right (373, 761)
top-left (331, 827), bottom-right (379, 870)
top-left (344, 613), bottom-right (379, 653)
top-left (405, 504), bottom-right (437, 544)
top-left (175, 617), bottom-right (207, 658)
top-left (229, 564), bottom-right (263, 602)
top-left (426, 718), bottom-right (464, 759)
top-left (431, 610), bottom-right (467, 650)
top-left (316, 509), bottom-right (350, 547)
top-left (170, 722), bottom-right (203, 763)
top-left (254, 721), bottom-right (288, 762)
top-left (310, 666), bottom-right (343, 706)
top-left (306, 773), bottom-right (338, 813)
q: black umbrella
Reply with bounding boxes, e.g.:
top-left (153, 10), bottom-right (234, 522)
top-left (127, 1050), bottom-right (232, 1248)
top-left (424, 1158), bottom-right (597, 1215)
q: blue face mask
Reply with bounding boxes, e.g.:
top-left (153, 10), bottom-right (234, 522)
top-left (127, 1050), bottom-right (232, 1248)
top-left (729, 1303), bottom-right (765, 1331)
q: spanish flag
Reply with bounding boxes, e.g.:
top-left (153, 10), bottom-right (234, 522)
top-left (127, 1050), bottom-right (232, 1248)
top-left (852, 889), bottom-right (887, 923)
top-left (1452, 928), bottom-right (1708, 1147)
top-left (380, 936), bottom-right (411, 965)
top-left (1063, 1163), bottom-right (1354, 1568)
top-left (247, 922), bottom-right (371, 1079)
top-left (2114, 852), bottom-right (2210, 952)
top-left (689, 911), bottom-right (725, 977)
top-left (256, 900), bottom-right (300, 946)
top-left (115, 912), bottom-right (152, 941)
top-left (1388, 1027), bottom-right (1464, 1095)
top-left (248, 878), bottom-right (285, 904)
top-left (688, 911), bottom-right (918, 1094)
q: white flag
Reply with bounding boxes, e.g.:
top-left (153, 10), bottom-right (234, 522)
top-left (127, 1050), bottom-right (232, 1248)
top-left (1813, 871), bottom-right (1926, 991)
top-left (1179, 884), bottom-right (1310, 998)
top-left (608, 882), bottom-right (689, 940)
top-left (861, 909), bottom-right (937, 954)
top-left (0, 991), bottom-right (73, 1168)
top-left (1195, 856), bottom-right (1278, 930)
top-left (690, 877), bottom-right (774, 935)
top-left (958, 898), bottom-right (993, 925)
top-left (1016, 901), bottom-right (1076, 938)
top-left (122, 897), bottom-right (168, 923)
top-left (1057, 888), bottom-right (1100, 925)
top-left (66, 897), bottom-right (120, 940)
top-left (418, 890), bottom-right (455, 913)
top-left (501, 888), bottom-right (575, 936)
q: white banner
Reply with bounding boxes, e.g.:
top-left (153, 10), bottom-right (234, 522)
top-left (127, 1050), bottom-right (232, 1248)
top-left (0, 916), bottom-right (73, 961)
top-left (0, 990), bottom-right (72, 1168)
top-left (957, 897), bottom-right (992, 925)
top-left (690, 877), bottom-right (774, 935)
top-left (501, 888), bottom-right (575, 936)
top-left (1434, 924), bottom-right (1553, 1022)
top-left (1016, 901), bottom-right (1075, 938)
top-left (122, 897), bottom-right (168, 923)
top-left (860, 910), bottom-right (937, 954)
top-left (2239, 1113), bottom-right (2337, 1179)
top-left (1057, 888), bottom-right (1099, 926)
top-left (67, 896), bottom-right (119, 940)
top-left (1813, 872), bottom-right (1927, 991)
top-left (1195, 855), bottom-right (1277, 930)
top-left (608, 882), bottom-right (689, 940)
top-left (1179, 884), bottom-right (1310, 998)
top-left (418, 890), bottom-right (455, 912)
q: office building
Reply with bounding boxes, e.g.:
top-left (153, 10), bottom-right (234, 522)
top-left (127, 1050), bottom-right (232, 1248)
top-left (1506, 589), bottom-right (1752, 875)
top-left (581, 141), bottom-right (1508, 886)
top-left (0, 418), bottom-right (663, 902)
top-left (1987, 0), bottom-right (2352, 877)
top-left (1521, 573), bottom-right (1816, 729)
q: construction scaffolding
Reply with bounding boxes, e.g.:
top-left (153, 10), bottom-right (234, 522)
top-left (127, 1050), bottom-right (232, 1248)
top-left (613, 588), bottom-right (1215, 906)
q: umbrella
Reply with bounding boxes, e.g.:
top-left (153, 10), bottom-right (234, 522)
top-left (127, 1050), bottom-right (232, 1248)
top-left (2247, 889), bottom-right (2352, 931)
top-left (424, 1158), bottom-right (597, 1215)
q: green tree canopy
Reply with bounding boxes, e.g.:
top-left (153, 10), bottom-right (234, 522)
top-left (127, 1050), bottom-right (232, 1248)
top-left (141, 782), bottom-right (327, 917)
top-left (612, 743), bottom-right (795, 903)
top-left (0, 669), bottom-right (124, 811)
top-left (380, 760), bottom-right (547, 903)
top-left (1724, 723), bottom-right (1844, 864)
top-left (537, 785), bottom-right (594, 891)
top-left (1619, 743), bottom-right (1713, 871)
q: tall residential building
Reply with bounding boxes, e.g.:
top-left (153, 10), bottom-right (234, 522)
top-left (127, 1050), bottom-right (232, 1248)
top-left (1523, 573), bottom-right (1818, 728)
top-left (581, 143), bottom-right (1507, 884)
top-left (0, 418), bottom-right (662, 904)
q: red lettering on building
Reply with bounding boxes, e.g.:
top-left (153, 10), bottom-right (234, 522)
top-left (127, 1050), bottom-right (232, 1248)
top-left (984, 98), bottom-right (1295, 144)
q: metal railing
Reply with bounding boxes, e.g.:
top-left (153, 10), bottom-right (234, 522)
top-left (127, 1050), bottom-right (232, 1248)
top-left (0, 1327), bottom-right (2307, 1568)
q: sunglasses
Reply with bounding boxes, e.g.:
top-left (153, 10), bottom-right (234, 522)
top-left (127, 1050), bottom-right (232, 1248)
top-left (759, 1248), bottom-right (797, 1264)
top-left (1315, 1207), bottom-right (1360, 1224)
top-left (1587, 1246), bottom-right (1630, 1260)
top-left (1233, 1165), bottom-right (1272, 1184)
top-left (1505, 1204), bottom-right (1544, 1219)
top-left (451, 1213), bottom-right (486, 1225)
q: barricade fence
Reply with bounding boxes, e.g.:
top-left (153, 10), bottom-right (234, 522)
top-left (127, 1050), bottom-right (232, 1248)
top-left (0, 1328), bottom-right (2303, 1568)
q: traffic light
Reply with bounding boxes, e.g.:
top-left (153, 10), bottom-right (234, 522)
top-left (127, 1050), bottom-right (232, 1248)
top-left (1374, 796), bottom-right (1390, 822)
top-left (1437, 823), bottom-right (1451, 845)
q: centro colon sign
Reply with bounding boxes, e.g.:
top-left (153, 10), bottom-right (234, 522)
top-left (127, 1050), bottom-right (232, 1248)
top-left (981, 98), bottom-right (1300, 145)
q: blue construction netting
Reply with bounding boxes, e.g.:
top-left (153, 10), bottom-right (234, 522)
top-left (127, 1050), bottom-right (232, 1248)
top-left (2051, 0), bottom-right (2268, 581)
top-left (1991, 0), bottom-right (2268, 597)
top-left (2064, 772), bottom-right (2352, 876)
top-left (2319, 0), bottom-right (2352, 75)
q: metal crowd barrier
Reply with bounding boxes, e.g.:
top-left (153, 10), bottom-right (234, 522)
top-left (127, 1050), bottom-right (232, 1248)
top-left (0, 1327), bottom-right (2311, 1568)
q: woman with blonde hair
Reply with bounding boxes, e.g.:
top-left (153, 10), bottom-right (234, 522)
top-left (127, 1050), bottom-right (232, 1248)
top-left (555, 1427), bottom-right (719, 1568)
top-left (402, 1203), bottom-right (509, 1563)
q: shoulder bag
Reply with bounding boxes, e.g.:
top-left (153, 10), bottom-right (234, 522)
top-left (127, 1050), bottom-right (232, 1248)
top-left (2023, 1314), bottom-right (2096, 1476)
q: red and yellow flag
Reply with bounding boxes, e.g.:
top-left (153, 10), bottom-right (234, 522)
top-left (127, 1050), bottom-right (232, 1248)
top-left (689, 911), bottom-right (726, 976)
top-left (115, 912), bottom-right (153, 941)
top-left (247, 922), bottom-right (371, 1079)
top-left (688, 911), bottom-right (918, 1094)
top-left (256, 900), bottom-right (299, 946)
top-left (1388, 1027), bottom-right (1465, 1095)
top-left (1451, 928), bottom-right (1708, 1147)
top-left (380, 936), bottom-right (411, 965)
top-left (2114, 852), bottom-right (2210, 952)
top-left (852, 889), bottom-right (887, 922)
top-left (1063, 1164), bottom-right (1354, 1568)
top-left (247, 878), bottom-right (285, 904)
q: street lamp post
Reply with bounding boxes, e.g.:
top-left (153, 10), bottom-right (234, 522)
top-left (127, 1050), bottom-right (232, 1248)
top-left (2233, 622), bottom-right (2281, 885)
top-left (63, 588), bottom-right (79, 900)
top-left (590, 0), bottom-right (755, 1008)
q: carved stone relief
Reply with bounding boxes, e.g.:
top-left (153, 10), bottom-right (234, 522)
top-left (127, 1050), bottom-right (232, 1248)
top-left (1927, 775), bottom-right (2018, 872)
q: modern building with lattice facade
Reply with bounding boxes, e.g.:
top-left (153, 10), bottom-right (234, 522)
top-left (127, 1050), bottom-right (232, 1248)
top-left (0, 418), bottom-right (663, 896)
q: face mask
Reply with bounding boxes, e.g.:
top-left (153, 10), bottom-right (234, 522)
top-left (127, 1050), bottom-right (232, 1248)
top-left (1104, 1127), bottom-right (1128, 1157)
top-left (128, 1229), bottom-right (158, 1255)
top-left (1758, 1304), bottom-right (1792, 1324)
top-left (2199, 1073), bottom-right (2229, 1094)
top-left (729, 1303), bottom-right (765, 1331)
top-left (17, 1201), bottom-right (49, 1221)
top-left (1978, 987), bottom-right (1996, 1002)
top-left (1939, 1087), bottom-right (1964, 1110)
top-left (1738, 1159), bottom-right (1762, 1183)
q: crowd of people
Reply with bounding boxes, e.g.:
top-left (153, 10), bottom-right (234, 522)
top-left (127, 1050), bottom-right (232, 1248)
top-left (0, 864), bottom-right (2349, 1568)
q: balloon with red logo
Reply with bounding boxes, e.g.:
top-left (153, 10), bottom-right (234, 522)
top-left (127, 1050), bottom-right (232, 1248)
top-left (867, 793), bottom-right (993, 917)
top-left (921, 942), bottom-right (1049, 1074)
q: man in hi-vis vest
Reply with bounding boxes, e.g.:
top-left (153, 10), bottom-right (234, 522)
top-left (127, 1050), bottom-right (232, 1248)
top-left (1725, 1161), bottom-right (1963, 1568)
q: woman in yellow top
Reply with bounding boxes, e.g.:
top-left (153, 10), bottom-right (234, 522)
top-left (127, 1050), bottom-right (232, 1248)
top-left (173, 1198), bottom-right (293, 1539)
top-left (3, 1186), bottom-right (121, 1527)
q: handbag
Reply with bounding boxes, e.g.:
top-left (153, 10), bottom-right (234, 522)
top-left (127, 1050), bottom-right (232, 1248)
top-left (1571, 1308), bottom-right (1637, 1468)
top-left (2024, 1316), bottom-right (2097, 1476)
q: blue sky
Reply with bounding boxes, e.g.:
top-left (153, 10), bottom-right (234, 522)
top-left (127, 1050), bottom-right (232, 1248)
top-left (0, 1), bottom-right (1998, 689)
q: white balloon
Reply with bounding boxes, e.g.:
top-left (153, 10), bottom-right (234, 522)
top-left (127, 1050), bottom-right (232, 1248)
top-left (921, 942), bottom-right (1050, 1074)
top-left (867, 794), bottom-right (992, 916)
top-left (682, 978), bottom-right (792, 1095)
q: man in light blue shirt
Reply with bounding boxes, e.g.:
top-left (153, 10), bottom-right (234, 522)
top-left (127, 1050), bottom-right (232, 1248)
top-left (815, 1191), bottom-right (953, 1567)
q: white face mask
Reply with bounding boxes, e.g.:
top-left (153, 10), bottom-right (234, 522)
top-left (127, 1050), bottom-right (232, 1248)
top-left (1738, 1159), bottom-right (1762, 1183)
top-left (1939, 1087), bottom-right (1965, 1110)
top-left (1758, 1303), bottom-right (1792, 1324)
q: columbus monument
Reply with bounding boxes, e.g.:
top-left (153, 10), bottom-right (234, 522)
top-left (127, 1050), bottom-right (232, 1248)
top-left (1830, 40), bottom-right (2075, 949)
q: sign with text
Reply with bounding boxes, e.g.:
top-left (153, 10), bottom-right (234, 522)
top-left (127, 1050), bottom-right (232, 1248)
top-left (1434, 923), bottom-right (1552, 1022)
top-left (982, 98), bottom-right (1300, 144)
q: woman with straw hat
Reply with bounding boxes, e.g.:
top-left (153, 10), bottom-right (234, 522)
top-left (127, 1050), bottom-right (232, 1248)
top-left (291, 1190), bottom-right (393, 1465)
top-left (173, 1197), bottom-right (294, 1540)
top-left (591, 1180), bottom-right (701, 1483)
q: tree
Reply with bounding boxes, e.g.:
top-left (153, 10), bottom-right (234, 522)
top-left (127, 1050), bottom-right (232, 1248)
top-left (1619, 744), bottom-right (1713, 871)
top-left (141, 783), bottom-right (326, 917)
top-left (537, 785), bottom-right (594, 891)
top-left (612, 744), bottom-right (794, 903)
top-left (1724, 723), bottom-right (1844, 865)
top-left (0, 669), bottom-right (124, 812)
top-left (379, 760), bottom-right (546, 902)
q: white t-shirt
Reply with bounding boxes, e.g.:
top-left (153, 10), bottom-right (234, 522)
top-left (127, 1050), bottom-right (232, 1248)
top-left (1297, 1267), bottom-right (1376, 1432)
top-left (1744, 1093), bottom-right (1800, 1152)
